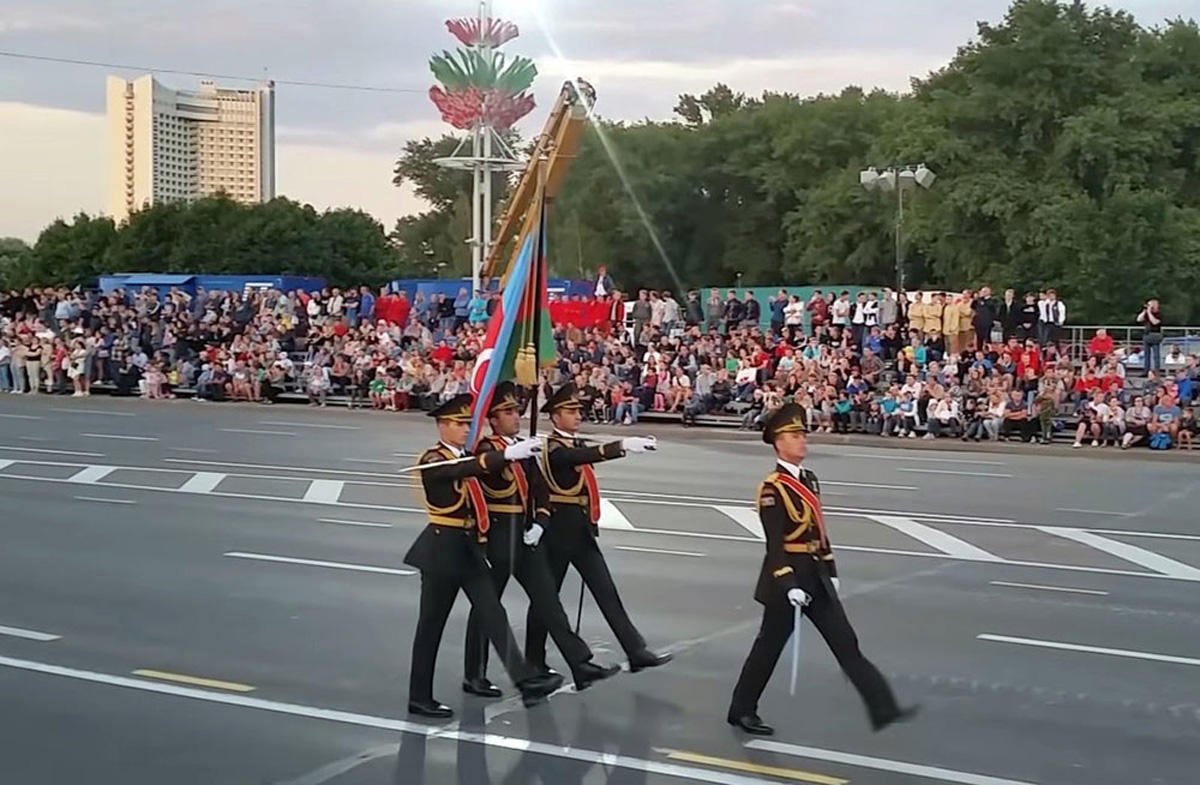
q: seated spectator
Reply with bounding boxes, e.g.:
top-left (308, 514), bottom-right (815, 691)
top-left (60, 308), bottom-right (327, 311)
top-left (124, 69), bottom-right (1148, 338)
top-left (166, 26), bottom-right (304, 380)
top-left (1149, 392), bottom-right (1183, 446)
top-left (1000, 389), bottom-right (1036, 443)
top-left (1087, 328), bottom-right (1114, 361)
top-left (895, 392), bottom-right (919, 438)
top-left (925, 391), bottom-right (961, 439)
top-left (1121, 395), bottom-right (1153, 449)
top-left (1073, 389), bottom-right (1110, 448)
top-left (1179, 407), bottom-right (1196, 450)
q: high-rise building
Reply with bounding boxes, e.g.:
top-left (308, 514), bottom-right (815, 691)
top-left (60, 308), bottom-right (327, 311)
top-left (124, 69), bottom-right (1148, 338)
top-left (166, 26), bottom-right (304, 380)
top-left (105, 74), bottom-right (275, 224)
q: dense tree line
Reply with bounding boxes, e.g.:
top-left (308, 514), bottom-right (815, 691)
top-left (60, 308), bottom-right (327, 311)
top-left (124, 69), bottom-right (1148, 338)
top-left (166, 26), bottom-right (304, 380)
top-left (8, 1), bottom-right (1200, 325)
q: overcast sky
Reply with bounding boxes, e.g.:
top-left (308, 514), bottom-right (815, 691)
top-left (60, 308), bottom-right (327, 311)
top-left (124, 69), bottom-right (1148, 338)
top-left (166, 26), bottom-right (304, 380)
top-left (0, 0), bottom-right (1193, 241)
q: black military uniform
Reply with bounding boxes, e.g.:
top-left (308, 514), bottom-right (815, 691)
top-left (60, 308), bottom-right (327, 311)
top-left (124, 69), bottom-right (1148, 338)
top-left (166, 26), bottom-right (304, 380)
top-left (727, 403), bottom-right (916, 736)
top-left (463, 382), bottom-right (619, 696)
top-left (403, 394), bottom-right (560, 719)
top-left (524, 384), bottom-right (672, 673)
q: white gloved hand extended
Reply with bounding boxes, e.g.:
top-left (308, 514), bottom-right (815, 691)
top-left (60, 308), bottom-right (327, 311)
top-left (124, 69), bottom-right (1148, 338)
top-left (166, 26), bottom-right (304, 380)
top-left (523, 523), bottom-right (544, 547)
top-left (622, 436), bottom-right (657, 454)
top-left (830, 577), bottom-right (841, 592)
top-left (786, 588), bottom-right (812, 608)
top-left (504, 437), bottom-right (542, 462)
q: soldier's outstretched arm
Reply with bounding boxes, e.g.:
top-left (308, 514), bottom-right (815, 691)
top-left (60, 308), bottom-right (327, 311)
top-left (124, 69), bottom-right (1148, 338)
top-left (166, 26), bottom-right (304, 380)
top-left (547, 438), bottom-right (625, 470)
top-left (419, 448), bottom-right (507, 483)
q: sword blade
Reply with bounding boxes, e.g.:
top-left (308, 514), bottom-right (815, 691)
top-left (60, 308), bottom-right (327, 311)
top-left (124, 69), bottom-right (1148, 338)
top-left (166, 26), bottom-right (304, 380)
top-left (789, 603), bottom-right (802, 696)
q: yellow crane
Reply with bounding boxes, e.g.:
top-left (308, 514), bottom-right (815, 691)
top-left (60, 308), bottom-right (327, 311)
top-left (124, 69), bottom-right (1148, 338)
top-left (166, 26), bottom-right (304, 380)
top-left (483, 78), bottom-right (595, 283)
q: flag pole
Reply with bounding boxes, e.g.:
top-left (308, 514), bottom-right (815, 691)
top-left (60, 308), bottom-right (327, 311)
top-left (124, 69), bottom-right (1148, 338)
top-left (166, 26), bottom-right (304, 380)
top-left (528, 154), bottom-right (549, 439)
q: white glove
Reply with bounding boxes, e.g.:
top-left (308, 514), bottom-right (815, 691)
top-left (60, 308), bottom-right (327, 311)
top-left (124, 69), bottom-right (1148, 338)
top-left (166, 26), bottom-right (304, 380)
top-left (503, 437), bottom-right (542, 462)
top-left (523, 523), bottom-right (544, 547)
top-left (830, 577), bottom-right (841, 592)
top-left (787, 588), bottom-right (811, 608)
top-left (622, 436), bottom-right (657, 454)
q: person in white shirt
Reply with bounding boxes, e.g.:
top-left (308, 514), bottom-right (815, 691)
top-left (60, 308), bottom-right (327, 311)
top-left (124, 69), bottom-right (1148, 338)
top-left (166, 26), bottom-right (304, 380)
top-left (831, 291), bottom-right (851, 328)
top-left (1037, 289), bottom-right (1066, 346)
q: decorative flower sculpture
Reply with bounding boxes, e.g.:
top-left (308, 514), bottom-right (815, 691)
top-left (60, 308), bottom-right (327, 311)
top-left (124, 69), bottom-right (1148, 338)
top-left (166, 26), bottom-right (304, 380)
top-left (429, 17), bottom-right (536, 130)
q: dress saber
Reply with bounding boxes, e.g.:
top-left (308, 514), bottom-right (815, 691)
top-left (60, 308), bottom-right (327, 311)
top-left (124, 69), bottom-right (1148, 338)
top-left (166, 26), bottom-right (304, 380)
top-left (396, 454), bottom-right (481, 474)
top-left (789, 603), bottom-right (802, 696)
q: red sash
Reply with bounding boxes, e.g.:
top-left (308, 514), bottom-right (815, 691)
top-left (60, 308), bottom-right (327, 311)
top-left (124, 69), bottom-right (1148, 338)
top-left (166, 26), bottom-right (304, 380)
top-left (773, 472), bottom-right (828, 549)
top-left (511, 461), bottom-right (529, 506)
top-left (465, 477), bottom-right (490, 535)
top-left (581, 465), bottom-right (601, 524)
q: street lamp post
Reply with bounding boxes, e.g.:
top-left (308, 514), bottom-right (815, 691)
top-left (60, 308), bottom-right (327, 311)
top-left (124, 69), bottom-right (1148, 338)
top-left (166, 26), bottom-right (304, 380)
top-left (859, 164), bottom-right (936, 293)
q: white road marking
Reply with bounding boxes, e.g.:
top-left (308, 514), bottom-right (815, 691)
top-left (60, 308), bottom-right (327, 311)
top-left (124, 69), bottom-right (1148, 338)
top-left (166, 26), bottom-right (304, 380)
top-left (167, 447), bottom-right (217, 453)
top-left (978, 634), bottom-right (1200, 668)
top-left (0, 413), bottom-right (42, 420)
top-left (49, 408), bottom-right (135, 417)
top-left (81, 433), bottom-right (158, 442)
top-left (746, 740), bottom-right (1038, 785)
top-left (342, 458), bottom-right (394, 465)
top-left (842, 452), bottom-right (1008, 466)
top-left (714, 505), bottom-right (765, 540)
top-left (18, 436), bottom-right (48, 441)
top-left (303, 479), bottom-right (344, 503)
top-left (0, 459), bottom-right (12, 471)
top-left (0, 624), bottom-right (61, 642)
top-left (393, 452), bottom-right (421, 458)
top-left (66, 465), bottom-right (116, 484)
top-left (1039, 527), bottom-right (1200, 580)
top-left (1055, 507), bottom-right (1132, 517)
top-left (867, 515), bottom-right (1001, 562)
top-left (177, 472), bottom-right (225, 494)
top-left (223, 428), bottom-right (296, 436)
top-left (598, 499), bottom-right (636, 530)
top-left (0, 445), bottom-right (104, 457)
top-left (73, 496), bottom-right (135, 505)
top-left (260, 420), bottom-right (360, 431)
top-left (164, 457), bottom-right (398, 479)
top-left (613, 545), bottom-right (705, 558)
top-left (224, 552), bottom-right (415, 576)
top-left (989, 581), bottom-right (1109, 596)
top-left (1090, 529), bottom-right (1200, 542)
top-left (631, 527), bottom-right (761, 544)
top-left (318, 518), bottom-right (392, 529)
top-left (897, 468), bottom-right (1014, 478)
top-left (0, 654), bottom-right (790, 785)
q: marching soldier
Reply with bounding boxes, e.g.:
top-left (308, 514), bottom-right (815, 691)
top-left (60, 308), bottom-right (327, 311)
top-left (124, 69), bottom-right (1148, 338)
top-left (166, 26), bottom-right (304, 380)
top-left (525, 383), bottom-right (673, 675)
top-left (404, 393), bottom-right (562, 719)
top-left (727, 403), bottom-right (918, 735)
top-left (463, 381), bottom-right (621, 696)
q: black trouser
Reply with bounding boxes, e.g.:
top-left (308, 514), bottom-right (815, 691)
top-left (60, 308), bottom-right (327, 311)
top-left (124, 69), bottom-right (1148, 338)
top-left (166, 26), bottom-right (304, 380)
top-left (409, 567), bottom-right (534, 703)
top-left (525, 511), bottom-right (646, 668)
top-left (729, 575), bottom-right (899, 724)
top-left (464, 516), bottom-right (592, 680)
top-left (1000, 418), bottom-right (1037, 441)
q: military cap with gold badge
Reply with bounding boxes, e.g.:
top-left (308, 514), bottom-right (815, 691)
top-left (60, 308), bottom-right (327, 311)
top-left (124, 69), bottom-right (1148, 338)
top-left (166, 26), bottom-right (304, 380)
top-left (488, 380), bottom-right (522, 416)
top-left (427, 393), bottom-right (474, 422)
top-left (540, 382), bottom-right (583, 414)
top-left (761, 402), bottom-right (807, 445)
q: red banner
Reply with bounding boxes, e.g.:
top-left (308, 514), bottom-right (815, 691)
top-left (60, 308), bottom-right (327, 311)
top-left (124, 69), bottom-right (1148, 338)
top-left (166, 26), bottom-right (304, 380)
top-left (548, 300), bottom-right (612, 329)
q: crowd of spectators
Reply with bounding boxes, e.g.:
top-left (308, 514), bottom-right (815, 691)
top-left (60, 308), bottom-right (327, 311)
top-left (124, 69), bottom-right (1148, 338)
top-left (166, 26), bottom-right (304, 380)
top-left (0, 282), bottom-right (1196, 451)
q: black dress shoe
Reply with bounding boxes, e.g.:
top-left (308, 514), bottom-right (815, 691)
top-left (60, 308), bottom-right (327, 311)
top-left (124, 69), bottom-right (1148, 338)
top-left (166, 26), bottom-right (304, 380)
top-left (571, 661), bottom-right (620, 692)
top-left (628, 649), bottom-right (673, 673)
top-left (726, 713), bottom-right (774, 736)
top-left (871, 704), bottom-right (921, 732)
top-left (519, 671), bottom-right (565, 708)
top-left (461, 677), bottom-right (502, 699)
top-left (408, 700), bottom-right (454, 719)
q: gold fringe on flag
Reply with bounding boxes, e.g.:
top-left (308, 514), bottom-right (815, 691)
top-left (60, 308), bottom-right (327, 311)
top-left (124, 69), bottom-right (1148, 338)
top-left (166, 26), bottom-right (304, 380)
top-left (514, 343), bottom-right (537, 386)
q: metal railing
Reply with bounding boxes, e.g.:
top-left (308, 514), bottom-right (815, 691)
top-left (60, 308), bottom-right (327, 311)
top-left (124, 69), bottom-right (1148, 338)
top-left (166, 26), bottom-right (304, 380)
top-left (1063, 325), bottom-right (1200, 369)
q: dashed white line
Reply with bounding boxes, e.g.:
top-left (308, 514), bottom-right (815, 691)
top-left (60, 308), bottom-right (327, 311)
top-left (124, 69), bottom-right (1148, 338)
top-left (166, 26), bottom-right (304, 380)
top-left (714, 505), bottom-right (765, 540)
top-left (49, 408), bottom-right (135, 417)
top-left (177, 472), bottom-right (225, 494)
top-left (613, 545), bottom-right (705, 558)
top-left (0, 624), bottom-right (61, 642)
top-left (0, 445), bottom-right (105, 457)
top-left (988, 581), bottom-right (1109, 596)
top-left (977, 634), bottom-right (1200, 668)
top-left (260, 421), bottom-right (360, 431)
top-left (164, 458), bottom-right (397, 479)
top-left (167, 447), bottom-right (217, 453)
top-left (73, 496), bottom-right (136, 505)
top-left (1055, 507), bottom-right (1132, 517)
top-left (867, 515), bottom-right (1001, 562)
top-left (318, 518), bottom-right (392, 529)
top-left (0, 413), bottom-right (42, 420)
top-left (81, 433), bottom-right (158, 442)
top-left (842, 452), bottom-right (1008, 466)
top-left (897, 468), bottom-right (1013, 478)
top-left (746, 740), bottom-right (1038, 785)
top-left (598, 499), bottom-right (635, 530)
top-left (223, 429), bottom-right (296, 436)
top-left (303, 479), bottom-right (344, 503)
top-left (223, 552), bottom-right (415, 576)
top-left (342, 459), bottom-right (395, 465)
top-left (1039, 527), bottom-right (1200, 580)
top-left (67, 465), bottom-right (117, 484)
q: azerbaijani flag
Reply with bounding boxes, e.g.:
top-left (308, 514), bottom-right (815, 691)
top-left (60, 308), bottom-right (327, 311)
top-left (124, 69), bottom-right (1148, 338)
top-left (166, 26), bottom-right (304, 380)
top-left (467, 196), bottom-right (555, 446)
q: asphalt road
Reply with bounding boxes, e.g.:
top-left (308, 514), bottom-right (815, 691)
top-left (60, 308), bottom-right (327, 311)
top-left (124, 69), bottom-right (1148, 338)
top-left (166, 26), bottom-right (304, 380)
top-left (0, 394), bottom-right (1198, 785)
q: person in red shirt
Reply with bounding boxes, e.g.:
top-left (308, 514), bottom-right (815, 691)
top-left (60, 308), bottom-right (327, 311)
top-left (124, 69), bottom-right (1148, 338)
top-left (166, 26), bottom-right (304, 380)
top-left (394, 292), bottom-right (411, 328)
top-left (1015, 341), bottom-right (1041, 379)
top-left (1098, 367), bottom-right (1124, 395)
top-left (1087, 328), bottom-right (1114, 360)
top-left (1073, 369), bottom-right (1100, 405)
top-left (430, 340), bottom-right (453, 368)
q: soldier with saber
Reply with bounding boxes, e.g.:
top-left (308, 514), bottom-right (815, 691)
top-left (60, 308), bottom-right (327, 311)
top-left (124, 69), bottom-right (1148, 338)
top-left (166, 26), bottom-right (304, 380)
top-left (462, 380), bottom-right (621, 697)
top-left (727, 402), bottom-right (918, 735)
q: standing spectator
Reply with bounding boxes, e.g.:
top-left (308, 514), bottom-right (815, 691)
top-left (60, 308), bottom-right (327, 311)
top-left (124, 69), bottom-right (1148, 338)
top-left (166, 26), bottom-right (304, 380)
top-left (1016, 292), bottom-right (1039, 342)
top-left (684, 291), bottom-right (703, 327)
top-left (830, 291), bottom-right (851, 333)
top-left (849, 292), bottom-right (868, 348)
top-left (468, 290), bottom-right (489, 326)
top-left (722, 290), bottom-right (744, 333)
top-left (436, 293), bottom-right (456, 336)
top-left (630, 290), bottom-right (652, 343)
top-left (0, 337), bottom-right (11, 393)
top-left (1038, 289), bottom-right (1066, 347)
top-left (769, 290), bottom-right (787, 336)
top-left (453, 287), bottom-right (470, 330)
top-left (24, 338), bottom-right (42, 394)
top-left (997, 288), bottom-right (1019, 341)
top-left (1137, 298), bottom-right (1163, 372)
top-left (783, 295), bottom-right (804, 341)
top-left (593, 265), bottom-right (614, 300)
top-left (879, 288), bottom-right (898, 329)
top-left (972, 286), bottom-right (998, 350)
top-left (661, 291), bottom-right (681, 333)
top-left (907, 291), bottom-right (926, 338)
top-left (358, 286), bottom-right (376, 325)
top-left (605, 291), bottom-right (625, 338)
top-left (704, 288), bottom-right (723, 333)
top-left (806, 289), bottom-right (828, 334)
top-left (742, 291), bottom-right (761, 330)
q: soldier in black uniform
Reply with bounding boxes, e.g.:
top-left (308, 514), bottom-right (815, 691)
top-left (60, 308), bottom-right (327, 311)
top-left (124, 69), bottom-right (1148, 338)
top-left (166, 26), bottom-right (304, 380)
top-left (404, 393), bottom-right (563, 719)
top-left (463, 381), bottom-right (621, 697)
top-left (727, 403), bottom-right (918, 735)
top-left (525, 383), bottom-right (673, 674)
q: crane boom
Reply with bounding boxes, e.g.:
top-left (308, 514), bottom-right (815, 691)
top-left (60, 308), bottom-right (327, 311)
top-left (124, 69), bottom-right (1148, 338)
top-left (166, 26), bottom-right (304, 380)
top-left (484, 79), bottom-right (595, 282)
